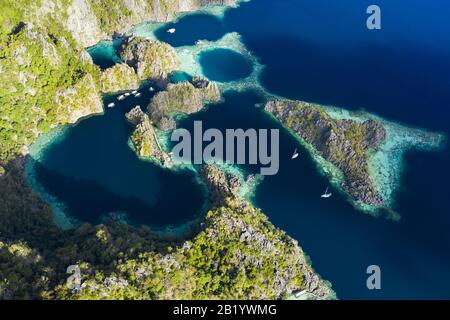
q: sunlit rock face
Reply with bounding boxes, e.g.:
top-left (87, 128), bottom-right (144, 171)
top-left (100, 63), bottom-right (140, 93)
top-left (119, 36), bottom-right (180, 80)
top-left (148, 76), bottom-right (221, 130)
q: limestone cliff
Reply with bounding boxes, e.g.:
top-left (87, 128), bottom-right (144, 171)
top-left (55, 73), bottom-right (103, 124)
top-left (0, 11), bottom-right (104, 164)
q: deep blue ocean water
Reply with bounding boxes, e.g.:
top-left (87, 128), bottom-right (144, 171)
top-left (30, 0), bottom-right (450, 299)
top-left (199, 48), bottom-right (253, 82)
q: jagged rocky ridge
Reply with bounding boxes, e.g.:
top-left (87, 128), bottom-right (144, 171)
top-left (148, 76), bottom-right (221, 130)
top-left (200, 164), bottom-right (243, 205)
top-left (119, 36), bottom-right (179, 81)
top-left (125, 106), bottom-right (171, 166)
top-left (265, 99), bottom-right (386, 206)
top-left (50, 199), bottom-right (333, 300)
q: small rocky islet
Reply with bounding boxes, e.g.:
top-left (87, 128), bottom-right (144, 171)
top-left (265, 99), bottom-right (386, 207)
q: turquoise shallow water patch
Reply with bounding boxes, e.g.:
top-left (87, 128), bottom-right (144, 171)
top-left (86, 40), bottom-right (122, 70)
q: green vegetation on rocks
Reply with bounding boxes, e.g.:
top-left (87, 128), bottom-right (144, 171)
top-left (50, 199), bottom-right (332, 300)
top-left (148, 77), bottom-right (221, 130)
top-left (119, 36), bottom-right (179, 80)
top-left (0, 160), bottom-right (333, 300)
top-left (0, 0), bottom-right (103, 166)
top-left (126, 106), bottom-right (171, 166)
top-left (100, 63), bottom-right (140, 93)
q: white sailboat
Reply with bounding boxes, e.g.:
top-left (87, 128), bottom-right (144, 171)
top-left (167, 28), bottom-right (176, 34)
top-left (149, 86), bottom-right (155, 92)
top-left (131, 90), bottom-right (138, 95)
top-left (134, 92), bottom-right (142, 97)
top-left (107, 102), bottom-right (115, 108)
top-left (291, 148), bottom-right (299, 159)
top-left (117, 95), bottom-right (125, 101)
top-left (321, 187), bottom-right (332, 198)
top-left (124, 92), bottom-right (131, 97)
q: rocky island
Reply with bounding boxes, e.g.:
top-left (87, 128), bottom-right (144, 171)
top-left (148, 76), bottom-right (221, 130)
top-left (265, 99), bottom-right (387, 207)
top-left (125, 106), bottom-right (171, 166)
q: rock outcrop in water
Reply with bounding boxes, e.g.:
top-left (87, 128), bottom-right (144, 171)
top-left (125, 106), bottom-right (171, 166)
top-left (265, 99), bottom-right (386, 207)
top-left (148, 76), bottom-right (221, 130)
top-left (100, 63), bottom-right (140, 93)
top-left (119, 36), bottom-right (179, 80)
top-left (200, 165), bottom-right (243, 205)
